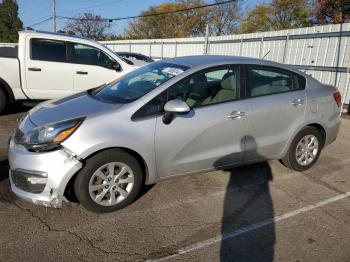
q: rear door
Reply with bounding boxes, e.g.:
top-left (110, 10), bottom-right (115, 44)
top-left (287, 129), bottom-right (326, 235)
top-left (24, 38), bottom-right (74, 99)
top-left (243, 65), bottom-right (306, 161)
top-left (154, 65), bottom-right (249, 177)
top-left (71, 43), bottom-right (122, 92)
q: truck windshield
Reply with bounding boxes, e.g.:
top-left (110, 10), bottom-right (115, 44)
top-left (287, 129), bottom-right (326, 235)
top-left (91, 62), bottom-right (189, 103)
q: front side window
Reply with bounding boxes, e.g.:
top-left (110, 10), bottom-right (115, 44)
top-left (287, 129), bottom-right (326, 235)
top-left (168, 66), bottom-right (240, 108)
top-left (31, 38), bottom-right (67, 62)
top-left (91, 62), bottom-right (189, 103)
top-left (247, 67), bottom-right (294, 97)
top-left (73, 43), bottom-right (114, 69)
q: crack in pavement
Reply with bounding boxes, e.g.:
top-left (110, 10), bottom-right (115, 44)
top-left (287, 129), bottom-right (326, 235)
top-left (4, 198), bottom-right (148, 261)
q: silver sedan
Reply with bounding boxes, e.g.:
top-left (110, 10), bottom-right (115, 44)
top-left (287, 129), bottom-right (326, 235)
top-left (9, 55), bottom-right (341, 213)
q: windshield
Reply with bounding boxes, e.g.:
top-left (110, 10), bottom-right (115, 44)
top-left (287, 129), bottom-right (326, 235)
top-left (91, 62), bottom-right (189, 103)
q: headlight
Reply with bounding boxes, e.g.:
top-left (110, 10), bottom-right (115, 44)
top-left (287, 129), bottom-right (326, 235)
top-left (15, 118), bottom-right (84, 152)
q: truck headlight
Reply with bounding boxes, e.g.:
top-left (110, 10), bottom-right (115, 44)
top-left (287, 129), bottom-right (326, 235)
top-left (15, 118), bottom-right (84, 152)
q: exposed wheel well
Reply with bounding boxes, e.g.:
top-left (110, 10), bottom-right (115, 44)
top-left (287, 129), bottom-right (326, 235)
top-left (0, 78), bottom-right (15, 102)
top-left (64, 147), bottom-right (149, 200)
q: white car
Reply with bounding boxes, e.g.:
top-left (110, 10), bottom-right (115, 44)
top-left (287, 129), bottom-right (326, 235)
top-left (0, 30), bottom-right (137, 114)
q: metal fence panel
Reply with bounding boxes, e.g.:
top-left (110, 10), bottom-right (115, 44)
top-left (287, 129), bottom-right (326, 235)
top-left (102, 23), bottom-right (350, 102)
top-left (1, 24), bottom-right (349, 102)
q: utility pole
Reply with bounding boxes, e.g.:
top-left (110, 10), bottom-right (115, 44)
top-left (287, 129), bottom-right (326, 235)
top-left (53, 0), bottom-right (56, 32)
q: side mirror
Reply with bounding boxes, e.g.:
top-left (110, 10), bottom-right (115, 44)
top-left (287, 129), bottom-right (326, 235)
top-left (164, 99), bottom-right (190, 113)
top-left (163, 99), bottom-right (190, 124)
top-left (111, 61), bottom-right (121, 71)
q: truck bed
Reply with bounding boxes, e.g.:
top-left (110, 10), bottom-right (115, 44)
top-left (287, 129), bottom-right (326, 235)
top-left (0, 46), bottom-right (18, 58)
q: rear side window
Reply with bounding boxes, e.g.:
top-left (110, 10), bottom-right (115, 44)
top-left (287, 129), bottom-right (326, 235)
top-left (31, 38), bottom-right (67, 62)
top-left (247, 67), bottom-right (295, 97)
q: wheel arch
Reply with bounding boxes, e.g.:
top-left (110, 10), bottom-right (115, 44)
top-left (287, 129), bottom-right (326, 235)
top-left (305, 123), bottom-right (326, 148)
top-left (63, 147), bottom-right (151, 200)
top-left (280, 122), bottom-right (327, 160)
top-left (0, 77), bottom-right (15, 102)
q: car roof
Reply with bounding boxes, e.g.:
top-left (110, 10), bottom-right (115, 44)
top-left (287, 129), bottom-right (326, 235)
top-left (160, 55), bottom-right (308, 77)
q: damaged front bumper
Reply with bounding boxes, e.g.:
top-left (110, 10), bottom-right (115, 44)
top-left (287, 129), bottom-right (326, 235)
top-left (8, 139), bottom-right (83, 208)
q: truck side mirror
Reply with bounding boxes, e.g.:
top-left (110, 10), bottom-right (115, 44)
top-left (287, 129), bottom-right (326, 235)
top-left (111, 61), bottom-right (121, 71)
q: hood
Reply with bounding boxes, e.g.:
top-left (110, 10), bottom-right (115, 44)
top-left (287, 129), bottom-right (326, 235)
top-left (132, 60), bottom-right (149, 68)
top-left (28, 91), bottom-right (122, 126)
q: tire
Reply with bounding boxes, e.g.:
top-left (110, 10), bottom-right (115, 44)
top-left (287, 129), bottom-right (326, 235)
top-left (0, 88), bottom-right (7, 115)
top-left (74, 149), bottom-right (143, 213)
top-left (281, 126), bottom-right (324, 171)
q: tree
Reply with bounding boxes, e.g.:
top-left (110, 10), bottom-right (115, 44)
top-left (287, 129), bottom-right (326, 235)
top-left (63, 12), bottom-right (111, 40)
top-left (0, 0), bottom-right (23, 42)
top-left (240, 0), bottom-right (313, 33)
top-left (240, 4), bottom-right (275, 33)
top-left (208, 0), bottom-right (242, 36)
top-left (315, 0), bottom-right (350, 24)
top-left (126, 0), bottom-right (210, 39)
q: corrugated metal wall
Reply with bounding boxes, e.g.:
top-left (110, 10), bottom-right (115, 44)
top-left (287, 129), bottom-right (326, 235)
top-left (103, 23), bottom-right (350, 103)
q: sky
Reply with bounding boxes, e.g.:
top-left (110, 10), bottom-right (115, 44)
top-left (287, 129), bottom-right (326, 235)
top-left (17, 0), bottom-right (264, 35)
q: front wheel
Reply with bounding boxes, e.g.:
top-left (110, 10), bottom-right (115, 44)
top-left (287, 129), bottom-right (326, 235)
top-left (281, 126), bottom-right (324, 171)
top-left (74, 149), bottom-right (143, 213)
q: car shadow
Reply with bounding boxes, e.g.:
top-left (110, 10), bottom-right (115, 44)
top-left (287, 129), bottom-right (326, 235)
top-left (0, 154), bottom-right (17, 203)
top-left (1, 102), bottom-right (31, 116)
top-left (214, 136), bottom-right (275, 262)
top-left (0, 159), bottom-right (9, 182)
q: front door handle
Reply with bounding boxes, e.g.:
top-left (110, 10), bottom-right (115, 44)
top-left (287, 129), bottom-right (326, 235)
top-left (291, 98), bottom-right (304, 106)
top-left (28, 67), bottom-right (41, 72)
top-left (76, 71), bottom-right (88, 75)
top-left (228, 111), bottom-right (245, 119)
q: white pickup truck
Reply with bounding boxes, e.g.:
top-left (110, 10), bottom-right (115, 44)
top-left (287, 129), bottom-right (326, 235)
top-left (0, 30), bottom-right (137, 114)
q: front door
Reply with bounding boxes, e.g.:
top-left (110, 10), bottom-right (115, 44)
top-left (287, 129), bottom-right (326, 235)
top-left (155, 65), bottom-right (249, 177)
top-left (71, 43), bottom-right (122, 92)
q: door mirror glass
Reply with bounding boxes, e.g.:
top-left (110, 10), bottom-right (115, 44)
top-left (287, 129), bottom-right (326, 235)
top-left (164, 99), bottom-right (190, 114)
top-left (111, 61), bottom-right (121, 71)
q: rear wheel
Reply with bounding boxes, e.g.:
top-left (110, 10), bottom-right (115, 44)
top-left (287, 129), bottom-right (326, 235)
top-left (281, 126), bottom-right (324, 171)
top-left (0, 89), bottom-right (7, 115)
top-left (74, 149), bottom-right (143, 213)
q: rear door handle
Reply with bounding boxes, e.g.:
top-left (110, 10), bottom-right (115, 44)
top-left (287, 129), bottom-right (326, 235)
top-left (28, 67), bottom-right (41, 72)
top-left (291, 98), bottom-right (304, 106)
top-left (228, 111), bottom-right (245, 119)
top-left (76, 71), bottom-right (88, 75)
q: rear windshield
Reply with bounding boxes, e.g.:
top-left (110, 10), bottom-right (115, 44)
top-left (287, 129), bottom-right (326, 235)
top-left (91, 62), bottom-right (189, 103)
top-left (0, 46), bottom-right (18, 58)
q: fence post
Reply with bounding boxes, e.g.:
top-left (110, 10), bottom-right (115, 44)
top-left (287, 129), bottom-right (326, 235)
top-left (129, 41), bottom-right (131, 52)
top-left (282, 33), bottom-right (290, 64)
top-left (161, 41), bottom-right (164, 59)
top-left (174, 41), bottom-right (177, 57)
top-left (342, 67), bottom-right (350, 113)
top-left (259, 36), bottom-right (264, 58)
top-left (203, 24), bottom-right (209, 55)
top-left (239, 37), bottom-right (243, 56)
top-left (149, 41), bottom-right (152, 58)
top-left (334, 23), bottom-right (344, 87)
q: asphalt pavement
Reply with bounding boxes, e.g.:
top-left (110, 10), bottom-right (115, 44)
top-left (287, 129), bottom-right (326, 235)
top-left (0, 106), bottom-right (349, 262)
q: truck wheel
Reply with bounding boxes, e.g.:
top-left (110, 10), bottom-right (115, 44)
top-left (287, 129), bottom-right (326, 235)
top-left (74, 149), bottom-right (143, 213)
top-left (0, 89), bottom-right (7, 114)
top-left (281, 126), bottom-right (324, 171)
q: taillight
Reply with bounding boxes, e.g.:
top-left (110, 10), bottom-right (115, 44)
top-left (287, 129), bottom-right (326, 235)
top-left (333, 91), bottom-right (342, 108)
